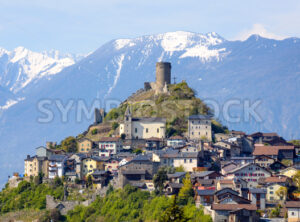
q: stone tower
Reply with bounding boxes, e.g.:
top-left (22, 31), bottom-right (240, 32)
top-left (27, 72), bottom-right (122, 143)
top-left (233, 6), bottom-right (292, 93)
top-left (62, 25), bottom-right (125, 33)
top-left (94, 108), bottom-right (105, 124)
top-left (124, 106), bottom-right (132, 139)
top-left (155, 62), bottom-right (171, 93)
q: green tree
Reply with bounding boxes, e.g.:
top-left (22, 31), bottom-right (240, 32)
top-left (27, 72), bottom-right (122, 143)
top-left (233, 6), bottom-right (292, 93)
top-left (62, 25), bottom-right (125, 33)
top-left (153, 167), bottom-right (168, 195)
top-left (112, 122), bottom-right (119, 130)
top-left (86, 175), bottom-right (93, 188)
top-left (175, 165), bottom-right (185, 172)
top-left (293, 170), bottom-right (300, 190)
top-left (276, 186), bottom-right (287, 200)
top-left (60, 136), bottom-right (77, 153)
top-left (133, 149), bottom-right (142, 155)
top-left (91, 129), bottom-right (98, 135)
top-left (159, 196), bottom-right (189, 222)
top-left (178, 173), bottom-right (194, 205)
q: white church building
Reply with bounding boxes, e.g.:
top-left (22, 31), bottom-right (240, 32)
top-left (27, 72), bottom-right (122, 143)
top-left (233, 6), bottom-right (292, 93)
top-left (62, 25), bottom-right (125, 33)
top-left (119, 107), bottom-right (166, 139)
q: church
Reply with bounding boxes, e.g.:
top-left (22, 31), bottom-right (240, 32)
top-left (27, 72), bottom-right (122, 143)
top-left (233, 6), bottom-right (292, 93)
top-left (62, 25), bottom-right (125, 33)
top-left (119, 106), bottom-right (166, 139)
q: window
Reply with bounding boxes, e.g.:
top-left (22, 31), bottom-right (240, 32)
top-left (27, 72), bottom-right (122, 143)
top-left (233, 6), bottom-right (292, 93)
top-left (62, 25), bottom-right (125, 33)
top-left (81, 148), bottom-right (84, 151)
top-left (135, 128), bottom-right (137, 133)
top-left (184, 159), bottom-right (187, 163)
top-left (190, 159), bottom-right (193, 163)
top-left (270, 191), bottom-right (274, 194)
top-left (146, 128), bottom-right (148, 133)
top-left (198, 132), bottom-right (200, 135)
top-left (157, 128), bottom-right (159, 133)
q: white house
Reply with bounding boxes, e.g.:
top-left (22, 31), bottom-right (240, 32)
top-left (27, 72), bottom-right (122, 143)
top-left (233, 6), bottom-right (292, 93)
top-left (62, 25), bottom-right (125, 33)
top-left (226, 163), bottom-right (272, 188)
top-left (98, 137), bottom-right (122, 156)
top-left (286, 201), bottom-right (300, 222)
top-left (48, 155), bottom-right (67, 179)
top-left (167, 135), bottom-right (186, 148)
top-left (153, 149), bottom-right (200, 172)
top-left (119, 107), bottom-right (166, 139)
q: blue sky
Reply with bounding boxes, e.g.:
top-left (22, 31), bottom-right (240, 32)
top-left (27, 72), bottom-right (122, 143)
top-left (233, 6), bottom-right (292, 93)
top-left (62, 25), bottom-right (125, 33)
top-left (0, 0), bottom-right (299, 53)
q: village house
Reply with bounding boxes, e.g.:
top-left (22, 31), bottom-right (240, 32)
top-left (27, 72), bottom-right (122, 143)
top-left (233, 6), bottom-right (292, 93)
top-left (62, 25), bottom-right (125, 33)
top-left (226, 163), bottom-right (272, 188)
top-left (145, 137), bottom-right (163, 150)
top-left (91, 170), bottom-right (111, 189)
top-left (248, 188), bottom-right (267, 210)
top-left (119, 107), bottom-right (166, 139)
top-left (286, 201), bottom-right (300, 222)
top-left (214, 141), bottom-right (241, 157)
top-left (77, 138), bottom-right (94, 153)
top-left (280, 166), bottom-right (300, 178)
top-left (249, 132), bottom-right (281, 144)
top-left (188, 114), bottom-right (212, 141)
top-left (259, 176), bottom-right (291, 202)
top-left (253, 144), bottom-right (295, 161)
top-left (167, 135), bottom-right (186, 148)
top-left (164, 182), bottom-right (183, 195)
top-left (36, 146), bottom-right (53, 158)
top-left (254, 155), bottom-right (276, 168)
top-left (68, 153), bottom-right (87, 180)
top-left (102, 157), bottom-right (120, 173)
top-left (167, 172), bottom-right (186, 183)
top-left (48, 155), bottom-right (68, 179)
top-left (196, 189), bottom-right (215, 206)
top-left (24, 155), bottom-right (48, 178)
top-left (82, 156), bottom-right (105, 177)
top-left (211, 188), bottom-right (258, 222)
top-left (98, 137), bottom-right (122, 156)
top-left (231, 156), bottom-right (255, 165)
top-left (216, 179), bottom-right (247, 193)
top-left (118, 154), bottom-right (159, 188)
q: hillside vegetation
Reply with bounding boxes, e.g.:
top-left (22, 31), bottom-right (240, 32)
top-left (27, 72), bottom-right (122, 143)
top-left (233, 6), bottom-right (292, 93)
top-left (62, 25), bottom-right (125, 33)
top-left (101, 81), bottom-right (227, 137)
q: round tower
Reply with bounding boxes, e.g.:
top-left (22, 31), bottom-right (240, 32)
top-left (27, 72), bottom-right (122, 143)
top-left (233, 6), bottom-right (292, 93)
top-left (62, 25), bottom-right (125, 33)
top-left (155, 62), bottom-right (171, 92)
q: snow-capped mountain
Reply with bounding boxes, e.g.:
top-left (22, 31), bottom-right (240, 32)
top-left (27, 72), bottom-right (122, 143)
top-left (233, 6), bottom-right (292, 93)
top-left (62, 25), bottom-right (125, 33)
top-left (0, 46), bottom-right (80, 94)
top-left (0, 31), bottom-right (300, 187)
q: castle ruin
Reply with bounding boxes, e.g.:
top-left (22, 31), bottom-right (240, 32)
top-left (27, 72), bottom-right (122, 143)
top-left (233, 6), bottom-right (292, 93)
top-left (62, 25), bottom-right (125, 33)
top-left (144, 62), bottom-right (171, 94)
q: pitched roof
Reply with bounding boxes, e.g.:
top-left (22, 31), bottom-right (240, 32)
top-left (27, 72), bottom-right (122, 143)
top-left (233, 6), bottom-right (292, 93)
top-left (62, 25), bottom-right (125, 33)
top-left (286, 201), bottom-right (300, 208)
top-left (218, 180), bottom-right (234, 185)
top-left (49, 154), bottom-right (67, 162)
top-left (263, 176), bottom-right (288, 183)
top-left (249, 188), bottom-right (267, 194)
top-left (188, 114), bottom-right (212, 120)
top-left (197, 189), bottom-right (215, 195)
top-left (253, 145), bottom-right (294, 156)
top-left (190, 171), bottom-right (216, 178)
top-left (211, 204), bottom-right (257, 211)
top-left (168, 135), bottom-right (185, 140)
top-left (122, 170), bottom-right (146, 175)
top-left (132, 117), bottom-right (166, 123)
top-left (98, 137), bottom-right (120, 142)
top-left (167, 172), bottom-right (186, 178)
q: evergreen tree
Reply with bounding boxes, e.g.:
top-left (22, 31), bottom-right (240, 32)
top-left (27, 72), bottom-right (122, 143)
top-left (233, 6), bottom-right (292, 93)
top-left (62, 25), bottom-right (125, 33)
top-left (159, 196), bottom-right (189, 222)
top-left (178, 173), bottom-right (194, 205)
top-left (153, 167), bottom-right (168, 194)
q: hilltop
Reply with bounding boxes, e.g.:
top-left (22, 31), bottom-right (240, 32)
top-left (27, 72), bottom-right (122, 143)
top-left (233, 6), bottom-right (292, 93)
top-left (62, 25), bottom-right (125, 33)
top-left (85, 81), bottom-right (227, 141)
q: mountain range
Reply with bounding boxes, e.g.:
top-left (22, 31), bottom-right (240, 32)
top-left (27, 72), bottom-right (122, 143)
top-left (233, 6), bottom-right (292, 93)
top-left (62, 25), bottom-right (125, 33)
top-left (0, 31), bottom-right (300, 186)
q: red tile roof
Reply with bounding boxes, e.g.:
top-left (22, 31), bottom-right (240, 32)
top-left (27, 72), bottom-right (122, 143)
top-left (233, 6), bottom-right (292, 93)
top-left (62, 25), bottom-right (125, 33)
top-left (253, 145), bottom-right (294, 156)
top-left (264, 176), bottom-right (288, 183)
top-left (286, 201), bottom-right (300, 208)
top-left (211, 204), bottom-right (257, 211)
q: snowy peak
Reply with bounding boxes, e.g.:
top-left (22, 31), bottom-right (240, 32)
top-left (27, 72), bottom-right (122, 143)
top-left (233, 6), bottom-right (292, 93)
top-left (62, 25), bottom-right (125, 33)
top-left (0, 47), bottom-right (82, 93)
top-left (112, 31), bottom-right (227, 62)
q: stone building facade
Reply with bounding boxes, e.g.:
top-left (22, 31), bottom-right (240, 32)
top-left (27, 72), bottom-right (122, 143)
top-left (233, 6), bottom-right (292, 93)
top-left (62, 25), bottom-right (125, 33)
top-left (188, 115), bottom-right (212, 141)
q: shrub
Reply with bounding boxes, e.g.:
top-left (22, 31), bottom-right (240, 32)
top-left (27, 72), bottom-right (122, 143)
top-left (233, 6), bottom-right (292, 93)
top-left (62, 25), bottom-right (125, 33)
top-left (112, 122), bottom-right (119, 130)
top-left (91, 129), bottom-right (97, 135)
